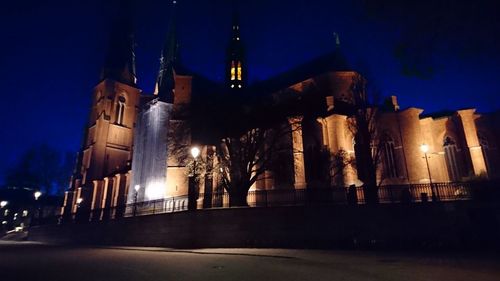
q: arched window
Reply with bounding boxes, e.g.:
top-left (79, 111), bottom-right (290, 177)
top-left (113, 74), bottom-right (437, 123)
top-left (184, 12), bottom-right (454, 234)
top-left (381, 135), bottom-right (398, 178)
top-left (443, 136), bottom-right (462, 181)
top-left (237, 61), bottom-right (242, 81)
top-left (116, 96), bottom-right (126, 125)
top-left (478, 133), bottom-right (491, 174)
top-left (230, 61), bottom-right (236, 81)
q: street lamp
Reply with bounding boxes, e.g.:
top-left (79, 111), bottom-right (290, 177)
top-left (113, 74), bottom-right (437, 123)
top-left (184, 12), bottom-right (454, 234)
top-left (0, 201), bottom-right (7, 233)
top-left (0, 201), bottom-right (7, 221)
top-left (76, 197), bottom-right (83, 208)
top-left (190, 146), bottom-right (200, 159)
top-left (133, 185), bottom-right (140, 216)
top-left (33, 191), bottom-right (42, 226)
top-left (420, 144), bottom-right (437, 202)
top-left (188, 146), bottom-right (201, 211)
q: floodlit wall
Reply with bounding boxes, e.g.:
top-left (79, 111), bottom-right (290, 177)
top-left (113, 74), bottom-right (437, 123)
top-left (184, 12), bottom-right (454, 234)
top-left (129, 99), bottom-right (173, 203)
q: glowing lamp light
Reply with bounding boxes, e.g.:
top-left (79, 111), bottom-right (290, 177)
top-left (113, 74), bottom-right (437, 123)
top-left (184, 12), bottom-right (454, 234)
top-left (34, 191), bottom-right (42, 200)
top-left (134, 184), bottom-right (141, 192)
top-left (0, 201), bottom-right (7, 208)
top-left (420, 144), bottom-right (429, 153)
top-left (76, 198), bottom-right (83, 205)
top-left (145, 182), bottom-right (165, 200)
top-left (190, 146), bottom-right (201, 159)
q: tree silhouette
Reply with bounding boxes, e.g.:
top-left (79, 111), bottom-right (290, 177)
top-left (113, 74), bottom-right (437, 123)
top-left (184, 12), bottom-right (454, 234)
top-left (347, 75), bottom-right (386, 204)
top-left (5, 144), bottom-right (73, 195)
top-left (215, 120), bottom-right (301, 207)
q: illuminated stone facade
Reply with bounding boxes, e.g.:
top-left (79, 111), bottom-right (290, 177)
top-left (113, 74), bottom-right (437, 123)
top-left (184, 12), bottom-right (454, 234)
top-left (63, 4), bottom-right (499, 216)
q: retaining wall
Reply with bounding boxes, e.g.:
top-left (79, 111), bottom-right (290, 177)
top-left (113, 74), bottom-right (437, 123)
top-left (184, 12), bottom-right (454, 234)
top-left (29, 202), bottom-right (500, 250)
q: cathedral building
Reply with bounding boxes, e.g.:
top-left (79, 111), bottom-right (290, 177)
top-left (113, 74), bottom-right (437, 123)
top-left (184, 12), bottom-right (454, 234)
top-left (62, 2), bottom-right (499, 216)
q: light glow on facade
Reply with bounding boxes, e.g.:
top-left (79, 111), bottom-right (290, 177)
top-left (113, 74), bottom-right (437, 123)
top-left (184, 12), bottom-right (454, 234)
top-left (420, 144), bottom-right (429, 153)
top-left (146, 182), bottom-right (165, 200)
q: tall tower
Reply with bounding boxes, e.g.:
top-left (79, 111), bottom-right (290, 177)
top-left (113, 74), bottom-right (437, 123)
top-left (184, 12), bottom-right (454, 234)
top-left (130, 0), bottom-right (192, 203)
top-left (154, 0), bottom-right (179, 103)
top-left (226, 8), bottom-right (245, 90)
top-left (100, 4), bottom-right (137, 87)
top-left (64, 7), bottom-right (142, 215)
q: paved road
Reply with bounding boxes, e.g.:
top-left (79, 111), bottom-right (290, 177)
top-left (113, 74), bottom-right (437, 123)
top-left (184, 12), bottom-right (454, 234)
top-left (0, 241), bottom-right (499, 281)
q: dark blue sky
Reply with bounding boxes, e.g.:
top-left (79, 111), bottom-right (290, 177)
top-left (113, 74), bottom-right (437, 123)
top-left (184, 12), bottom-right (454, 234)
top-left (0, 0), bottom-right (499, 184)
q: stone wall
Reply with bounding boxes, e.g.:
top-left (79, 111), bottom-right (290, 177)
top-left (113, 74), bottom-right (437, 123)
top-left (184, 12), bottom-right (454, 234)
top-left (29, 202), bottom-right (500, 250)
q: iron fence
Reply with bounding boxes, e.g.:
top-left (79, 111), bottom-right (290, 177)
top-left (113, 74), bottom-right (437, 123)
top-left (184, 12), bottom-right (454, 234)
top-left (42, 181), bottom-right (497, 225)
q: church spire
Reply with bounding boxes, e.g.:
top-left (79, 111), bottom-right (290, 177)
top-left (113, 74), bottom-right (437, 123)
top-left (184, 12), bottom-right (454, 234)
top-left (155, 0), bottom-right (179, 103)
top-left (226, 5), bottom-right (245, 90)
top-left (333, 32), bottom-right (341, 48)
top-left (100, 1), bottom-right (137, 86)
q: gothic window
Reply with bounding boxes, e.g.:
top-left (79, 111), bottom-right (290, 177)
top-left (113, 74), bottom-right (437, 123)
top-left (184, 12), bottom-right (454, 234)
top-left (237, 61), bottom-right (242, 81)
top-left (230, 61), bottom-right (236, 81)
top-left (381, 136), bottom-right (398, 178)
top-left (443, 136), bottom-right (462, 181)
top-left (116, 96), bottom-right (126, 125)
top-left (478, 133), bottom-right (491, 174)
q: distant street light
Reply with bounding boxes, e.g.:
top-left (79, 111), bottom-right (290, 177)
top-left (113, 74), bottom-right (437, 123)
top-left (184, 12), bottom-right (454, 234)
top-left (420, 144), bottom-right (437, 202)
top-left (34, 191), bottom-right (42, 201)
top-left (33, 191), bottom-right (42, 226)
top-left (0, 201), bottom-right (8, 231)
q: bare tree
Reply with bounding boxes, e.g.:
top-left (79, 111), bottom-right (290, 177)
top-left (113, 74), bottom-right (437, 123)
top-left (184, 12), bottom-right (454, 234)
top-left (347, 75), bottom-right (386, 204)
top-left (6, 144), bottom-right (73, 195)
top-left (215, 119), bottom-right (301, 206)
top-left (329, 148), bottom-right (356, 187)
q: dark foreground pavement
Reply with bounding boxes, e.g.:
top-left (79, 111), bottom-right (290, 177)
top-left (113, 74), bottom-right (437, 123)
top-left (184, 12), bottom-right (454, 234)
top-left (0, 241), bottom-right (499, 281)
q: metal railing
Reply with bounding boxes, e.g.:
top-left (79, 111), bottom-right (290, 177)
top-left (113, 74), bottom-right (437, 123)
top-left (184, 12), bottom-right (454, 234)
top-left (40, 181), bottom-right (497, 225)
top-left (52, 195), bottom-right (189, 224)
top-left (367, 182), bottom-right (475, 204)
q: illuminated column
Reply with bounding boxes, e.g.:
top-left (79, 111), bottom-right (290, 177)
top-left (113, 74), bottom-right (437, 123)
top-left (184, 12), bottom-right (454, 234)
top-left (254, 171), bottom-right (265, 190)
top-left (324, 114), bottom-right (348, 152)
top-left (324, 114), bottom-right (352, 186)
top-left (101, 178), bottom-right (109, 209)
top-left (72, 187), bottom-right (82, 214)
top-left (288, 116), bottom-right (306, 189)
top-left (264, 170), bottom-right (274, 189)
top-left (457, 109), bottom-right (487, 175)
top-left (110, 175), bottom-right (120, 208)
top-left (316, 118), bottom-right (330, 148)
top-left (399, 108), bottom-right (426, 183)
top-left (90, 180), bottom-right (101, 211)
top-left (61, 191), bottom-right (69, 216)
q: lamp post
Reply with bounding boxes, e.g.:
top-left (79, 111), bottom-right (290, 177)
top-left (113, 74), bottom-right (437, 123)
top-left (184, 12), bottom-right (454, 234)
top-left (33, 191), bottom-right (42, 226)
top-left (133, 184), bottom-right (140, 216)
top-left (188, 146), bottom-right (201, 210)
top-left (34, 191), bottom-right (42, 201)
top-left (0, 201), bottom-right (7, 233)
top-left (76, 198), bottom-right (83, 209)
top-left (420, 144), bottom-right (437, 202)
top-left (75, 197), bottom-right (83, 221)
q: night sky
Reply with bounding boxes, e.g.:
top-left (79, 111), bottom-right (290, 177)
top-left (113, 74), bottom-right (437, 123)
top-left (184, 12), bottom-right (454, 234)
top-left (0, 0), bottom-right (499, 184)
